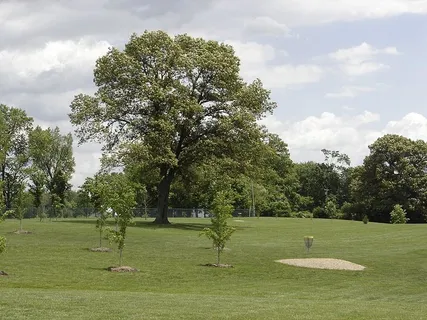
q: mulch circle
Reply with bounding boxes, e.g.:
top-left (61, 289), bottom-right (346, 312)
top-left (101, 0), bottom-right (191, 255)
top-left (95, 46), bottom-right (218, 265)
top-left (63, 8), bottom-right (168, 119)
top-left (89, 247), bottom-right (112, 252)
top-left (202, 263), bottom-right (234, 268)
top-left (13, 230), bottom-right (32, 234)
top-left (107, 266), bottom-right (139, 272)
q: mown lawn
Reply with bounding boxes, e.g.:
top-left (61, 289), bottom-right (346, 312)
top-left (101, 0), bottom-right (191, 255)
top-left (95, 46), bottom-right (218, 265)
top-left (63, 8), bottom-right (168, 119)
top-left (1, 217), bottom-right (427, 319)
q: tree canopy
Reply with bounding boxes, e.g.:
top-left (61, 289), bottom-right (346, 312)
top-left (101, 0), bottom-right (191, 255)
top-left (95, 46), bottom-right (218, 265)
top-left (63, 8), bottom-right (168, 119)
top-left (69, 30), bottom-right (276, 224)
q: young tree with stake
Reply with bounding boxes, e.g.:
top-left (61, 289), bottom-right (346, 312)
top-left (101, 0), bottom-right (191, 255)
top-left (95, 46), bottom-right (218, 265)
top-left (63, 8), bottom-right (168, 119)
top-left (200, 191), bottom-right (236, 266)
top-left (101, 173), bottom-right (137, 267)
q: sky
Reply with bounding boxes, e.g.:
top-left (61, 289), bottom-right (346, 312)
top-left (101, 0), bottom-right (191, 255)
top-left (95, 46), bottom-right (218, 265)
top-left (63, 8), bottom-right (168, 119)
top-left (1, 0), bottom-right (427, 188)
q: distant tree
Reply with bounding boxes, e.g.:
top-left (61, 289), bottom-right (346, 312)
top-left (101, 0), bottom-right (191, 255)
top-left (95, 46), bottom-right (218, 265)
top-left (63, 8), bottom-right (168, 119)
top-left (70, 30), bottom-right (276, 224)
top-left (10, 184), bottom-right (27, 232)
top-left (29, 126), bottom-right (75, 219)
top-left (200, 191), bottom-right (236, 266)
top-left (352, 134), bottom-right (427, 223)
top-left (0, 104), bottom-right (33, 210)
top-left (28, 169), bottom-right (46, 221)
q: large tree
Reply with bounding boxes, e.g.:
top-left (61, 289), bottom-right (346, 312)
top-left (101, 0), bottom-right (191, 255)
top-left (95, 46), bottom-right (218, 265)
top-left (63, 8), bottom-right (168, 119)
top-left (0, 104), bottom-right (33, 210)
top-left (69, 30), bottom-right (276, 224)
top-left (352, 134), bottom-right (427, 223)
top-left (29, 126), bottom-right (75, 217)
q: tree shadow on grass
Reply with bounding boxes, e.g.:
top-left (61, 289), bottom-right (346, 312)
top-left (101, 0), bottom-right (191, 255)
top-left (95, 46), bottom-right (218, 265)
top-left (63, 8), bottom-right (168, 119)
top-left (133, 220), bottom-right (250, 232)
top-left (56, 219), bottom-right (250, 232)
top-left (55, 219), bottom-right (111, 226)
top-left (133, 220), bottom-right (208, 231)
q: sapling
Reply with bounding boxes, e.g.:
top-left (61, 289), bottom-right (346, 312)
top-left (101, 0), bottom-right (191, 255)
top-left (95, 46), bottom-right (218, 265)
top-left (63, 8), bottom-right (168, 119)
top-left (11, 185), bottom-right (26, 232)
top-left (103, 174), bottom-right (136, 267)
top-left (200, 191), bottom-right (236, 266)
top-left (95, 210), bottom-right (111, 248)
top-left (0, 212), bottom-right (7, 255)
top-left (0, 193), bottom-right (10, 274)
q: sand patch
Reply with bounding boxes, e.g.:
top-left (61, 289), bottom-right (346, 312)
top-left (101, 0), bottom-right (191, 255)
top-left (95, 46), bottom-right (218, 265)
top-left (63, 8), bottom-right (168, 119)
top-left (275, 258), bottom-right (365, 271)
top-left (233, 220), bottom-right (244, 222)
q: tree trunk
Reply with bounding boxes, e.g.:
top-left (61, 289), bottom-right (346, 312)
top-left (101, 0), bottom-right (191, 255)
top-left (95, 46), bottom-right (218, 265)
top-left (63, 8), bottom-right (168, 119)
top-left (154, 171), bottom-right (174, 224)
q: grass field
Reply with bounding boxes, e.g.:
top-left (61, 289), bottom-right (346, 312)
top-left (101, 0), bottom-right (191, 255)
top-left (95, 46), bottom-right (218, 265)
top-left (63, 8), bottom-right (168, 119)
top-left (1, 217), bottom-right (427, 319)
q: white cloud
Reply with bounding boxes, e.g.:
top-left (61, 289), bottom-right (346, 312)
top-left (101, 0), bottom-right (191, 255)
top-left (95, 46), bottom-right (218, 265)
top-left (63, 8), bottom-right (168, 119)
top-left (325, 85), bottom-right (376, 98)
top-left (226, 40), bottom-right (323, 88)
top-left (329, 42), bottom-right (401, 76)
top-left (261, 111), bottom-right (427, 166)
top-left (0, 38), bottom-right (110, 78)
top-left (214, 0), bottom-right (427, 28)
top-left (260, 110), bottom-right (381, 165)
top-left (244, 16), bottom-right (291, 36)
top-left (380, 112), bottom-right (427, 140)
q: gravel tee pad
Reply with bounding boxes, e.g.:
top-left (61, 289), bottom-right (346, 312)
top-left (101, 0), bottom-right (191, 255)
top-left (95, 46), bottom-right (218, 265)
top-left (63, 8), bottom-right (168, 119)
top-left (275, 258), bottom-right (365, 271)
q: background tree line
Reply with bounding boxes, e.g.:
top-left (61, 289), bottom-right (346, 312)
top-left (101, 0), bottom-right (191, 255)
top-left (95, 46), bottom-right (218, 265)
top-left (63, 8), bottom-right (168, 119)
top-left (0, 104), bottom-right (75, 220)
top-left (3, 105), bottom-right (426, 224)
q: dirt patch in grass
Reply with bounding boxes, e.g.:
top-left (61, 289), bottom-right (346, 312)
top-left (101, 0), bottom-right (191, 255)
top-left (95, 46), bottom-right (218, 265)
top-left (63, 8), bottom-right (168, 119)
top-left (107, 266), bottom-right (139, 272)
top-left (202, 263), bottom-right (234, 268)
top-left (13, 230), bottom-right (32, 234)
top-left (275, 258), bottom-right (365, 271)
top-left (0, 270), bottom-right (8, 276)
top-left (89, 247), bottom-right (112, 252)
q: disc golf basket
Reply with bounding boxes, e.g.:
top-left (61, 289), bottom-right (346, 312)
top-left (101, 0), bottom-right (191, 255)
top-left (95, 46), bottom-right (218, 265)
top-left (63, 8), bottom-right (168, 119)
top-left (304, 236), bottom-right (314, 253)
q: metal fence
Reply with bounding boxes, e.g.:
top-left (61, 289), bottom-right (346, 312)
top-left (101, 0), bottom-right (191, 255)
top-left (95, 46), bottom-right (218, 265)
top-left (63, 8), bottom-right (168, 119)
top-left (19, 207), bottom-right (252, 219)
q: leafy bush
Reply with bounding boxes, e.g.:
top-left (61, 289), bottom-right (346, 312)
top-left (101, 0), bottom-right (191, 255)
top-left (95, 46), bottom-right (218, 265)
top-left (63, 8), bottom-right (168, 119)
top-left (312, 206), bottom-right (326, 218)
top-left (390, 204), bottom-right (408, 224)
top-left (325, 200), bottom-right (340, 219)
top-left (341, 202), bottom-right (357, 220)
top-left (291, 211), bottom-right (313, 219)
top-left (270, 199), bottom-right (292, 217)
top-left (362, 215), bottom-right (369, 224)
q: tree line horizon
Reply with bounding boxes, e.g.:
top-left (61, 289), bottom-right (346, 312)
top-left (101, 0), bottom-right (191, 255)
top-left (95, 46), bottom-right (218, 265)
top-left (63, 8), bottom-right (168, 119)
top-left (1, 30), bottom-right (426, 224)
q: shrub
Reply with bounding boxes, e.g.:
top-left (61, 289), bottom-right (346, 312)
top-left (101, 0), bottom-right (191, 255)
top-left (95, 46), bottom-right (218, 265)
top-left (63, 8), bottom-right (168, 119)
top-left (362, 215), bottom-right (369, 224)
top-left (340, 202), bottom-right (357, 220)
top-left (390, 204), bottom-right (408, 224)
top-left (313, 206), bottom-right (326, 218)
top-left (291, 211), bottom-right (313, 219)
top-left (325, 200), bottom-right (340, 219)
top-left (270, 199), bottom-right (292, 218)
